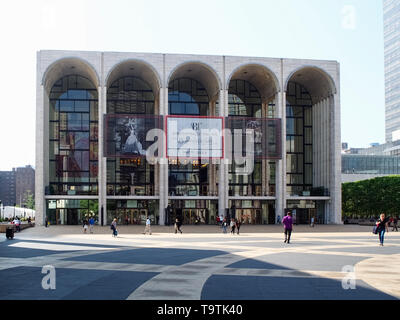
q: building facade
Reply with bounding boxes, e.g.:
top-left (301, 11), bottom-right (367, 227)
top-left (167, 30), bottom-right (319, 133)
top-left (384, 0), bottom-right (400, 142)
top-left (36, 50), bottom-right (342, 226)
top-left (0, 165), bottom-right (34, 207)
top-left (0, 169), bottom-right (16, 206)
top-left (15, 165), bottom-right (35, 207)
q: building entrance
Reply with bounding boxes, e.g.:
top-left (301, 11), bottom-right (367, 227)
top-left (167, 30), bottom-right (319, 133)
top-left (229, 200), bottom-right (275, 224)
top-left (287, 200), bottom-right (324, 224)
top-left (168, 199), bottom-right (217, 225)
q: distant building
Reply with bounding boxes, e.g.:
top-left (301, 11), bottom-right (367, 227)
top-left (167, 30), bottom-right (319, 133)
top-left (15, 165), bottom-right (35, 207)
top-left (341, 141), bottom-right (400, 183)
top-left (384, 0), bottom-right (400, 142)
top-left (0, 169), bottom-right (16, 206)
top-left (0, 165), bottom-right (35, 207)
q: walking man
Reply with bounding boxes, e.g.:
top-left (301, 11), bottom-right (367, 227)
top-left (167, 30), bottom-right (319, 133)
top-left (230, 218), bottom-right (236, 235)
top-left (222, 218), bottom-right (228, 234)
top-left (282, 211), bottom-right (293, 244)
top-left (236, 218), bottom-right (241, 235)
top-left (111, 218), bottom-right (118, 237)
top-left (376, 213), bottom-right (389, 246)
top-left (89, 216), bottom-right (95, 234)
top-left (174, 218), bottom-right (182, 234)
top-left (143, 216), bottom-right (152, 235)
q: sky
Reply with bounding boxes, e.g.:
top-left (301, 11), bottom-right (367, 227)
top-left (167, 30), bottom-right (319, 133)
top-left (0, 0), bottom-right (385, 171)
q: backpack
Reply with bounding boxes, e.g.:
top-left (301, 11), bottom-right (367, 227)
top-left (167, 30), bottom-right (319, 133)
top-left (372, 225), bottom-right (378, 234)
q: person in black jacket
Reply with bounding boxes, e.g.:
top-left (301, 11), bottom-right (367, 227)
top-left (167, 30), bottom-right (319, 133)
top-left (376, 213), bottom-right (389, 246)
top-left (174, 218), bottom-right (182, 234)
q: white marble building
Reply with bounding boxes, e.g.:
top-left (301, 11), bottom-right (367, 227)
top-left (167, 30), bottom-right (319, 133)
top-left (36, 50), bottom-right (342, 226)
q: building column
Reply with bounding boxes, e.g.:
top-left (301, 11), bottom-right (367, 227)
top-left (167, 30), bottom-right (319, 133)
top-left (331, 93), bottom-right (342, 224)
top-left (275, 90), bottom-right (286, 223)
top-left (35, 82), bottom-right (45, 226)
top-left (158, 87), bottom-right (168, 225)
top-left (99, 86), bottom-right (107, 226)
top-left (219, 89), bottom-right (228, 217)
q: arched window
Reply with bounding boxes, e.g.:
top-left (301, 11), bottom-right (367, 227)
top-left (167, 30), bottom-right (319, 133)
top-left (286, 81), bottom-right (313, 196)
top-left (49, 75), bottom-right (98, 195)
top-left (106, 76), bottom-right (155, 196)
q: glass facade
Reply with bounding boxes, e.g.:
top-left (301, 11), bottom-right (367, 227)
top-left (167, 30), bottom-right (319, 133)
top-left (106, 77), bottom-right (155, 196)
top-left (286, 81), bottom-right (313, 196)
top-left (46, 199), bottom-right (98, 225)
top-left (228, 200), bottom-right (276, 224)
top-left (168, 200), bottom-right (218, 225)
top-left (168, 78), bottom-right (211, 196)
top-left (107, 199), bottom-right (159, 225)
top-left (287, 200), bottom-right (325, 225)
top-left (228, 80), bottom-right (276, 196)
top-left (342, 154), bottom-right (400, 174)
top-left (49, 75), bottom-right (99, 196)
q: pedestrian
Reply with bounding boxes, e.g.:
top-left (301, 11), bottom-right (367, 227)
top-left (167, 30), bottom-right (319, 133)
top-left (230, 218), bottom-right (236, 234)
top-left (216, 216), bottom-right (220, 226)
top-left (89, 216), bottom-right (95, 234)
top-left (27, 216), bottom-right (32, 226)
top-left (282, 211), bottom-right (293, 244)
top-left (111, 218), bottom-right (118, 237)
top-left (143, 216), bottom-right (152, 235)
top-left (277, 215), bottom-right (281, 224)
top-left (235, 218), bottom-right (241, 235)
top-left (222, 218), bottom-right (227, 234)
top-left (45, 217), bottom-right (48, 228)
top-left (310, 216), bottom-right (315, 228)
top-left (82, 219), bottom-right (88, 234)
top-left (13, 217), bottom-right (21, 232)
top-left (376, 213), bottom-right (389, 246)
top-left (393, 217), bottom-right (398, 232)
top-left (174, 218), bottom-right (182, 234)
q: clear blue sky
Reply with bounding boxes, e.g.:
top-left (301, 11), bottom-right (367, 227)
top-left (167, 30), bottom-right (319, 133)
top-left (0, 0), bottom-right (384, 170)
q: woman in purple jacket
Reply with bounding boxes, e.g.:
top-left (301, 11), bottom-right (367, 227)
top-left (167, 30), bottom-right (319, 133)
top-left (282, 211), bottom-right (293, 244)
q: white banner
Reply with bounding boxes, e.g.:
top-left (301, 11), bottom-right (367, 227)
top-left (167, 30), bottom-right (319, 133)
top-left (167, 116), bottom-right (223, 158)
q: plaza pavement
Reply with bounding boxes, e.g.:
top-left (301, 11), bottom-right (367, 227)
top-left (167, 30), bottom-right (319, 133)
top-left (0, 224), bottom-right (399, 300)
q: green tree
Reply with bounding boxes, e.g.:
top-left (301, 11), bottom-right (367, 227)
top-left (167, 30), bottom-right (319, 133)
top-left (342, 176), bottom-right (400, 219)
top-left (25, 191), bottom-right (35, 210)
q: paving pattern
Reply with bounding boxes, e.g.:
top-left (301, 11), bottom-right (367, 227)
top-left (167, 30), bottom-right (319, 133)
top-left (0, 226), bottom-right (399, 300)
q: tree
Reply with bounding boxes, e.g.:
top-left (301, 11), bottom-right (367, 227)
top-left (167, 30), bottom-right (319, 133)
top-left (342, 176), bottom-right (400, 219)
top-left (24, 190), bottom-right (35, 210)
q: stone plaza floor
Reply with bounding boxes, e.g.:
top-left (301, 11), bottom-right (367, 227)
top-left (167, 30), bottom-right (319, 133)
top-left (0, 225), bottom-right (399, 300)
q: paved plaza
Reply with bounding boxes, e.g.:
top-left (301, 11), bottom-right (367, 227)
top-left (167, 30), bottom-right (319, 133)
top-left (0, 225), bottom-right (399, 300)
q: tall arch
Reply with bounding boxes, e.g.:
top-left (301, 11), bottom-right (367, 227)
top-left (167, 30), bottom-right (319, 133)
top-left (227, 63), bottom-right (280, 102)
top-left (42, 57), bottom-right (100, 94)
top-left (167, 61), bottom-right (221, 100)
top-left (284, 65), bottom-right (338, 225)
top-left (106, 59), bottom-right (161, 96)
top-left (285, 65), bottom-right (336, 104)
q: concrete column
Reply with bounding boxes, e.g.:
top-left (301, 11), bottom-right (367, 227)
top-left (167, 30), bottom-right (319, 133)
top-left (99, 86), bottom-right (107, 225)
top-left (275, 91), bottom-right (286, 223)
top-left (218, 89), bottom-right (227, 217)
top-left (331, 93), bottom-right (342, 224)
top-left (158, 87), bottom-right (168, 225)
top-left (35, 82), bottom-right (45, 226)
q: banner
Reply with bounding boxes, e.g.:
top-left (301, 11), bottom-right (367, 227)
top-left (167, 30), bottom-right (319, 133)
top-left (166, 116), bottom-right (224, 159)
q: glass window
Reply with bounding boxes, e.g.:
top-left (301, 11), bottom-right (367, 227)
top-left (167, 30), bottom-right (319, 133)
top-left (48, 75), bottom-right (98, 195)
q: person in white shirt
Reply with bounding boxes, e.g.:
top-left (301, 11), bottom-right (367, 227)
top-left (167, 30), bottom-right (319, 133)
top-left (143, 217), bottom-right (152, 235)
top-left (13, 218), bottom-right (21, 232)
